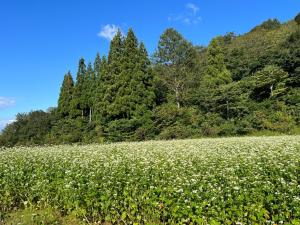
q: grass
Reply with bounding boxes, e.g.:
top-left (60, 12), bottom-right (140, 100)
top-left (2, 207), bottom-right (86, 225)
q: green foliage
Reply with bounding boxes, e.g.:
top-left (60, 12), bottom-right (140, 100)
top-left (70, 58), bottom-right (87, 118)
top-left (251, 19), bottom-right (281, 32)
top-left (250, 65), bottom-right (288, 101)
top-left (84, 62), bottom-right (95, 123)
top-left (0, 110), bottom-right (56, 147)
top-left (246, 101), bottom-right (296, 133)
top-left (225, 19), bottom-right (296, 80)
top-left (154, 28), bottom-right (198, 108)
top-left (154, 104), bottom-right (202, 139)
top-left (93, 52), bottom-right (101, 77)
top-left (203, 38), bottom-right (232, 86)
top-left (47, 118), bottom-right (84, 144)
top-left (1, 13), bottom-right (300, 146)
top-left (109, 29), bottom-right (154, 119)
top-left (196, 38), bottom-right (232, 114)
top-left (57, 72), bottom-right (74, 117)
top-left (94, 55), bottom-right (110, 124)
top-left (280, 28), bottom-right (300, 86)
top-left (295, 12), bottom-right (300, 25)
top-left (99, 29), bottom-right (156, 140)
top-left (108, 29), bottom-right (124, 72)
top-left (103, 30), bottom-right (125, 121)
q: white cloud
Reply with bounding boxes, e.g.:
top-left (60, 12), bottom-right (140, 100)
top-left (168, 3), bottom-right (201, 25)
top-left (0, 97), bottom-right (15, 109)
top-left (97, 24), bottom-right (121, 41)
top-left (186, 3), bottom-right (199, 15)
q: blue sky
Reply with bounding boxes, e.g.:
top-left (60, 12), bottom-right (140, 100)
top-left (0, 0), bottom-right (299, 130)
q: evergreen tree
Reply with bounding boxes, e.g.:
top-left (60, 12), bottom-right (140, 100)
top-left (94, 56), bottom-right (115, 126)
top-left (57, 71), bottom-right (74, 117)
top-left (85, 62), bottom-right (95, 122)
top-left (110, 28), bottom-right (140, 119)
top-left (94, 52), bottom-right (101, 78)
top-left (94, 56), bottom-right (110, 123)
top-left (108, 30), bottom-right (124, 74)
top-left (105, 29), bottom-right (155, 141)
top-left (3, 13), bottom-right (300, 147)
top-left (135, 42), bottom-right (156, 113)
top-left (104, 30), bottom-right (124, 120)
top-left (70, 58), bottom-right (87, 118)
top-left (108, 29), bottom-right (155, 119)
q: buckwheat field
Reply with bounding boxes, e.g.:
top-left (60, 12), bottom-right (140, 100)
top-left (1, 136), bottom-right (300, 224)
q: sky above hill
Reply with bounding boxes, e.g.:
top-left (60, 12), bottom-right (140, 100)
top-left (0, 0), bottom-right (299, 130)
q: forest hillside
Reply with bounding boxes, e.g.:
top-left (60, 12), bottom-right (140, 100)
top-left (1, 13), bottom-right (300, 146)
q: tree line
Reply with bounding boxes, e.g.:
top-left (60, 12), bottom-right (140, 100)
top-left (1, 13), bottom-right (300, 146)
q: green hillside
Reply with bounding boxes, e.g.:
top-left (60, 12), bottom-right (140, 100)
top-left (1, 14), bottom-right (300, 146)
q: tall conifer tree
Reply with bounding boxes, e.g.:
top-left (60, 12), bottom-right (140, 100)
top-left (94, 56), bottom-right (110, 123)
top-left (110, 28), bottom-right (139, 119)
top-left (133, 42), bottom-right (155, 114)
top-left (70, 58), bottom-right (87, 118)
top-left (57, 71), bottom-right (74, 117)
top-left (94, 52), bottom-right (101, 78)
top-left (108, 30), bottom-right (124, 75)
top-left (85, 63), bottom-right (95, 122)
top-left (105, 30), bottom-right (124, 120)
top-left (105, 29), bottom-right (155, 141)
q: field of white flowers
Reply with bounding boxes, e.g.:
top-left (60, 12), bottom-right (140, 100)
top-left (0, 136), bottom-right (300, 224)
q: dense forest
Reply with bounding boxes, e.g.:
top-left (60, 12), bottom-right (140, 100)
top-left (1, 13), bottom-right (300, 147)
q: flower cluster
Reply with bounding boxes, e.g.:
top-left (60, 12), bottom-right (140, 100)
top-left (0, 136), bottom-right (300, 224)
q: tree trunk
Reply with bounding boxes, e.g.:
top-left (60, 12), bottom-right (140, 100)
top-left (89, 107), bottom-right (92, 123)
top-left (174, 77), bottom-right (180, 109)
top-left (175, 88), bottom-right (180, 109)
top-left (270, 84), bottom-right (273, 97)
top-left (226, 100), bottom-right (229, 120)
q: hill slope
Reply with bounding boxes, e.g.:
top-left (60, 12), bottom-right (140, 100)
top-left (1, 13), bottom-right (300, 146)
